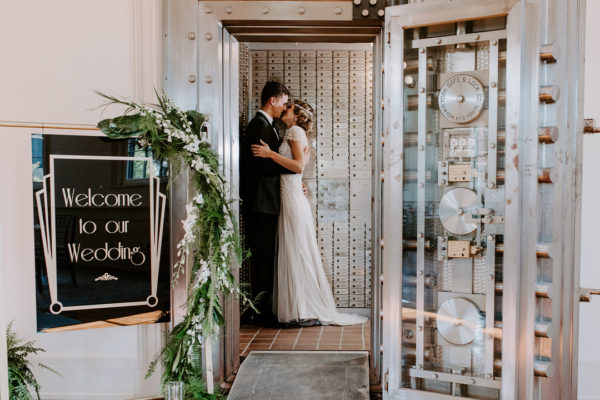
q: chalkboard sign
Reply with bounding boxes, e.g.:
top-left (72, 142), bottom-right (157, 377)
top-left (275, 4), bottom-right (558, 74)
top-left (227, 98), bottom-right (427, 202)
top-left (32, 134), bottom-right (170, 332)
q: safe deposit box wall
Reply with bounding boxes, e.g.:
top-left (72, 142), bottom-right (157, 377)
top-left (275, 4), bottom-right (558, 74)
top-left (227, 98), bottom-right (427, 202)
top-left (240, 43), bottom-right (374, 309)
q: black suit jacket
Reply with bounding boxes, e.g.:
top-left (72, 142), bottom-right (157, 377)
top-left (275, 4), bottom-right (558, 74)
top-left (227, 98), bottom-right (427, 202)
top-left (241, 112), bottom-right (295, 215)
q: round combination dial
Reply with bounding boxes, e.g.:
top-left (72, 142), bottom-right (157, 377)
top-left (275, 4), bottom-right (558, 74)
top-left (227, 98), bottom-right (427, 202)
top-left (438, 74), bottom-right (485, 124)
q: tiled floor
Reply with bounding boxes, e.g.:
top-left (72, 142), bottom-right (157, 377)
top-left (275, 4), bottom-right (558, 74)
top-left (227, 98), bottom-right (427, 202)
top-left (240, 321), bottom-right (371, 356)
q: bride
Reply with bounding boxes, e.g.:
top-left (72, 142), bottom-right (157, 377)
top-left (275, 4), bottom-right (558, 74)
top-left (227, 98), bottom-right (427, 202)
top-left (251, 99), bottom-right (366, 326)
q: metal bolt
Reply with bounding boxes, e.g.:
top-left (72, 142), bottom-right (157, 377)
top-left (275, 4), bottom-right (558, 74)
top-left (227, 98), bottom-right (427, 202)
top-left (262, 7), bottom-right (269, 14)
top-left (490, 274), bottom-right (495, 281)
top-left (418, 325), bottom-right (423, 331)
top-left (334, 7), bottom-right (343, 15)
top-left (441, 161), bottom-right (446, 167)
top-left (225, 6), bottom-right (233, 14)
top-left (432, 373), bottom-right (439, 379)
top-left (188, 75), bottom-right (197, 83)
top-left (488, 182), bottom-right (496, 189)
top-left (417, 363), bottom-right (423, 369)
top-left (485, 374), bottom-right (493, 380)
top-left (204, 33), bottom-right (213, 41)
top-left (420, 48), bottom-right (425, 53)
top-left (440, 237), bottom-right (446, 243)
top-left (297, 7), bottom-right (305, 15)
top-left (187, 32), bottom-right (196, 40)
top-left (487, 333), bottom-right (493, 340)
top-left (492, 39), bottom-right (498, 46)
top-left (419, 145), bottom-right (424, 151)
top-left (204, 6), bottom-right (213, 14)
top-left (205, 75), bottom-right (213, 84)
top-left (474, 34), bottom-right (480, 40)
top-left (491, 81), bottom-right (497, 88)
top-left (436, 38), bottom-right (442, 44)
top-left (419, 87), bottom-right (425, 93)
top-left (361, 9), bottom-right (369, 17)
top-left (439, 180), bottom-right (446, 185)
top-left (487, 235), bottom-right (494, 241)
top-left (419, 182), bottom-right (424, 188)
top-left (418, 270), bottom-right (424, 276)
top-left (490, 142), bottom-right (496, 149)
top-left (418, 232), bottom-right (424, 238)
top-left (471, 378), bottom-right (477, 384)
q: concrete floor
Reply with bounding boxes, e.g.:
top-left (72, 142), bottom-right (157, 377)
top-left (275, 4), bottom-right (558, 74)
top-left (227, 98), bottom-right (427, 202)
top-left (228, 351), bottom-right (370, 400)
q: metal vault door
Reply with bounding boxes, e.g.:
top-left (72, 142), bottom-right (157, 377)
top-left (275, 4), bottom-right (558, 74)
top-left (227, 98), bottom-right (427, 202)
top-left (381, 0), bottom-right (585, 399)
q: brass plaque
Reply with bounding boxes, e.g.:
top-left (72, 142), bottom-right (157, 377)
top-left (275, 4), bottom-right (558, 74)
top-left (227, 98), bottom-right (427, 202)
top-left (448, 164), bottom-right (472, 182)
top-left (447, 240), bottom-right (471, 258)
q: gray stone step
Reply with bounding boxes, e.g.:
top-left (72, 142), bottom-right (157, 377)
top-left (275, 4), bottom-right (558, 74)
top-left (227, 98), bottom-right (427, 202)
top-left (228, 351), bottom-right (370, 400)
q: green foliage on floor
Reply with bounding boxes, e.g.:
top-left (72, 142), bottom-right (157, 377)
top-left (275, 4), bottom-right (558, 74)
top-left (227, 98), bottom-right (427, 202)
top-left (6, 322), bottom-right (61, 400)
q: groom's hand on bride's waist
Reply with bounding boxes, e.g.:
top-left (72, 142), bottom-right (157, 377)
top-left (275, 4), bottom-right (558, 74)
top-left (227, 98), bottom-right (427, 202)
top-left (302, 182), bottom-right (308, 197)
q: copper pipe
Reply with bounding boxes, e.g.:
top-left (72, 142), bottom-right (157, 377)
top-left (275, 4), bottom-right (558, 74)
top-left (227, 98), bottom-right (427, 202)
top-left (534, 320), bottom-right (555, 338)
top-left (540, 43), bottom-right (560, 63)
top-left (496, 358), bottom-right (553, 377)
top-left (499, 50), bottom-right (507, 63)
top-left (494, 281), bottom-right (553, 298)
top-left (495, 168), bottom-right (557, 184)
top-left (403, 58), bottom-right (436, 73)
top-left (403, 132), bottom-right (433, 145)
top-left (403, 274), bottom-right (435, 288)
top-left (496, 242), bottom-right (551, 258)
top-left (540, 85), bottom-right (560, 104)
top-left (403, 239), bottom-right (432, 250)
top-left (537, 167), bottom-right (558, 184)
top-left (534, 359), bottom-right (554, 378)
top-left (538, 126), bottom-right (559, 143)
top-left (402, 344), bottom-right (434, 361)
top-left (407, 94), bottom-right (434, 111)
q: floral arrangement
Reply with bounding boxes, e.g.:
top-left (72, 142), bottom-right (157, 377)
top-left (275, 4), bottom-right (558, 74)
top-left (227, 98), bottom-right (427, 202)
top-left (96, 91), bottom-right (249, 394)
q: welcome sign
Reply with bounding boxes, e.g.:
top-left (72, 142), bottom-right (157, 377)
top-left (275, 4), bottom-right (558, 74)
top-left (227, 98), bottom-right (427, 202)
top-left (32, 135), bottom-right (171, 331)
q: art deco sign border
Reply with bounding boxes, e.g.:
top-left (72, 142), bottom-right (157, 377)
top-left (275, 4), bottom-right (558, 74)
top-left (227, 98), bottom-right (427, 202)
top-left (35, 155), bottom-right (166, 315)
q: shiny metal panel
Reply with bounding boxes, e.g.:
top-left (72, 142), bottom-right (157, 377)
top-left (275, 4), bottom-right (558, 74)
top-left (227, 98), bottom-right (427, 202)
top-left (382, 14), bottom-right (405, 398)
top-left (416, 47), bottom-right (427, 370)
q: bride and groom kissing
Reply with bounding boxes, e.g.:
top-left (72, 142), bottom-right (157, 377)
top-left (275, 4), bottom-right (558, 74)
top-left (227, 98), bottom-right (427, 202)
top-left (241, 81), bottom-right (366, 328)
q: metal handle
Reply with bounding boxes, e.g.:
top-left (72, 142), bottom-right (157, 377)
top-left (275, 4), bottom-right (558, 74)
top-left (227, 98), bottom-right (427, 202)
top-left (579, 287), bottom-right (600, 303)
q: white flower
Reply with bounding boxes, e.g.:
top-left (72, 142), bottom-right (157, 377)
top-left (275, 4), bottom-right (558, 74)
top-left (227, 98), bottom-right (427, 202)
top-left (194, 194), bottom-right (204, 205)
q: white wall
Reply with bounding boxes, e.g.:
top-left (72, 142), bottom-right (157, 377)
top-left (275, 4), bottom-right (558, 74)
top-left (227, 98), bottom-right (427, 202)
top-left (0, 1), bottom-right (164, 399)
top-left (579, 1), bottom-right (600, 398)
top-left (1, 0), bottom-right (600, 398)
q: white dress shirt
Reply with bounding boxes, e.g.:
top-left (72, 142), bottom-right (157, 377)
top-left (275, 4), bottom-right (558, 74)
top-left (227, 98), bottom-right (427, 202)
top-left (258, 109), bottom-right (279, 140)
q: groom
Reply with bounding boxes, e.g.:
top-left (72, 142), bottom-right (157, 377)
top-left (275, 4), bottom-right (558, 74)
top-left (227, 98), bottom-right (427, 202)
top-left (241, 81), bottom-right (295, 326)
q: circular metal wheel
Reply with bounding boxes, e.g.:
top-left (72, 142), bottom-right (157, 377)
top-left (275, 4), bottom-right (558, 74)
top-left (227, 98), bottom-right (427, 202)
top-left (438, 187), bottom-right (478, 235)
top-left (436, 297), bottom-right (482, 345)
top-left (438, 74), bottom-right (485, 124)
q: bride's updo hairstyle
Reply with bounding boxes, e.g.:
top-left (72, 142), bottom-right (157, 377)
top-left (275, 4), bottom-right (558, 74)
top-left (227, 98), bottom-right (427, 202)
top-left (293, 99), bottom-right (316, 137)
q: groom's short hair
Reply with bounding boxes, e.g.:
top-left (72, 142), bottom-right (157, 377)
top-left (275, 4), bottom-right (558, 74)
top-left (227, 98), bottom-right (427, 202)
top-left (261, 81), bottom-right (290, 106)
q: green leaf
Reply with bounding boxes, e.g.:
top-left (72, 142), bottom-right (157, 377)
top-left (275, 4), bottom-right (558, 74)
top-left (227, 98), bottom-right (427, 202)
top-left (97, 114), bottom-right (148, 138)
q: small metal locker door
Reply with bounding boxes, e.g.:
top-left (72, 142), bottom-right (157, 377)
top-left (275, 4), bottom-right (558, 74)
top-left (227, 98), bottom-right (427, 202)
top-left (381, 0), bottom-right (586, 399)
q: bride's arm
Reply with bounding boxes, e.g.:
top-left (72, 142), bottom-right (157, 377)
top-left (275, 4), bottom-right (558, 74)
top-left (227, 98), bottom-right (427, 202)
top-left (251, 139), bottom-right (305, 174)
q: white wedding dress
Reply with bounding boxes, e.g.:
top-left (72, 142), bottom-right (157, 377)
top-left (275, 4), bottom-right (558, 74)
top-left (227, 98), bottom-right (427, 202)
top-left (276, 125), bottom-right (367, 326)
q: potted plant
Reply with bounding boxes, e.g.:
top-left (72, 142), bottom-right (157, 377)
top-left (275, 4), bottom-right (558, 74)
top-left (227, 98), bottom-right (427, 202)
top-left (7, 322), bottom-right (60, 400)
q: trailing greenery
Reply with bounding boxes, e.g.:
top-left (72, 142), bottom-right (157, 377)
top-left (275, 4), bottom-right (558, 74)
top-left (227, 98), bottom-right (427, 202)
top-left (96, 91), bottom-right (251, 393)
top-left (7, 322), bottom-right (60, 400)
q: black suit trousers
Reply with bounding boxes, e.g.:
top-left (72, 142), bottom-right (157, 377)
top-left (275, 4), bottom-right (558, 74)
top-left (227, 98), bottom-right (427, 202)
top-left (245, 211), bottom-right (279, 319)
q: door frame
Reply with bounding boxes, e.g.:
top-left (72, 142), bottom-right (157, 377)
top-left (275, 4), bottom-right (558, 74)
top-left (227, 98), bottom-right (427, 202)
top-left (163, 0), bottom-right (385, 386)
